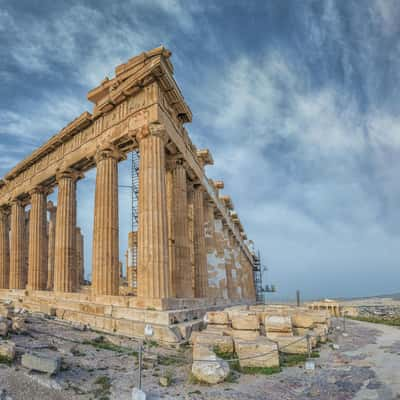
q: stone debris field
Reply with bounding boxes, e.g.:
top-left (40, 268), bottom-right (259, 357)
top-left (0, 301), bottom-right (399, 399)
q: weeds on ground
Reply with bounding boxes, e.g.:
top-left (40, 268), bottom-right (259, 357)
top-left (0, 355), bottom-right (12, 365)
top-left (93, 375), bottom-right (111, 400)
top-left (280, 351), bottom-right (319, 367)
top-left (83, 336), bottom-right (138, 356)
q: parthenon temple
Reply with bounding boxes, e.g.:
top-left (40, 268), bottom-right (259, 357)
top-left (0, 47), bottom-right (257, 343)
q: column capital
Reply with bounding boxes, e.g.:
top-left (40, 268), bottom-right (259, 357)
top-left (56, 168), bottom-right (83, 183)
top-left (0, 205), bottom-right (10, 216)
top-left (28, 185), bottom-right (52, 197)
top-left (94, 144), bottom-right (126, 164)
top-left (137, 123), bottom-right (168, 143)
top-left (10, 198), bottom-right (27, 208)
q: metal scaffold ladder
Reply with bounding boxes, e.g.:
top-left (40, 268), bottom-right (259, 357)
top-left (253, 250), bottom-right (263, 302)
top-left (131, 150), bottom-right (140, 232)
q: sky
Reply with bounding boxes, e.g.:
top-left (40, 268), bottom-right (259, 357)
top-left (1, 0), bottom-right (399, 300)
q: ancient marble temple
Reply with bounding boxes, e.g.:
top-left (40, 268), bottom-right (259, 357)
top-left (0, 48), bottom-right (256, 343)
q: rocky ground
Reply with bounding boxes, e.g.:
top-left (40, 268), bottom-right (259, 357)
top-left (0, 315), bottom-right (399, 399)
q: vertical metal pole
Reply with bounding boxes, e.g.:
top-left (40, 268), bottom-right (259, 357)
top-left (138, 339), bottom-right (143, 390)
top-left (306, 334), bottom-right (311, 358)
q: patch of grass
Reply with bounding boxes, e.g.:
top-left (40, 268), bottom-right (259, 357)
top-left (146, 307), bottom-right (156, 311)
top-left (280, 351), bottom-right (320, 367)
top-left (188, 372), bottom-right (202, 384)
top-left (83, 336), bottom-right (138, 356)
top-left (158, 354), bottom-right (185, 366)
top-left (188, 390), bottom-right (202, 395)
top-left (347, 316), bottom-right (400, 327)
top-left (93, 375), bottom-right (111, 399)
top-left (280, 353), bottom-right (307, 367)
top-left (239, 366), bottom-right (281, 375)
top-left (0, 355), bottom-right (13, 365)
top-left (147, 340), bottom-right (159, 348)
top-left (213, 346), bottom-right (233, 360)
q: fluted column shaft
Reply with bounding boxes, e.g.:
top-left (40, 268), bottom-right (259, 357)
top-left (54, 170), bottom-right (78, 292)
top-left (137, 126), bottom-right (169, 299)
top-left (46, 202), bottom-right (57, 290)
top-left (92, 148), bottom-right (120, 296)
top-left (9, 200), bottom-right (26, 289)
top-left (76, 227), bottom-right (84, 287)
top-left (0, 207), bottom-right (10, 288)
top-left (27, 187), bottom-right (48, 290)
top-left (224, 226), bottom-right (235, 300)
top-left (193, 186), bottom-right (207, 297)
top-left (166, 168), bottom-right (175, 296)
top-left (173, 162), bottom-right (192, 298)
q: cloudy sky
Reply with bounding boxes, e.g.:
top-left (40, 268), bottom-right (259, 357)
top-left (1, 0), bottom-right (399, 300)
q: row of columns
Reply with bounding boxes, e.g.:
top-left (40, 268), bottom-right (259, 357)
top-left (0, 123), bottom-right (254, 300)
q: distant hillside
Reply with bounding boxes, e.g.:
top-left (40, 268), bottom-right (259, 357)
top-left (335, 293), bottom-right (400, 301)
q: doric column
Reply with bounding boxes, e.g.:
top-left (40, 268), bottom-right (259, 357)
top-left (54, 169), bottom-right (79, 292)
top-left (193, 185), bottom-right (207, 297)
top-left (223, 225), bottom-right (235, 300)
top-left (75, 227), bottom-right (84, 287)
top-left (172, 160), bottom-right (192, 298)
top-left (46, 201), bottom-right (57, 290)
top-left (0, 206), bottom-right (10, 288)
top-left (92, 146), bottom-right (123, 296)
top-left (228, 231), bottom-right (241, 300)
top-left (27, 186), bottom-right (49, 290)
top-left (137, 124), bottom-right (169, 299)
top-left (166, 166), bottom-right (175, 297)
top-left (9, 199), bottom-right (26, 289)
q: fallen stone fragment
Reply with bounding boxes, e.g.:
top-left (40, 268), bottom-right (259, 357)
top-left (21, 352), bottom-right (61, 375)
top-left (231, 312), bottom-right (259, 330)
top-left (235, 338), bottom-right (280, 368)
top-left (230, 329), bottom-right (260, 341)
top-left (270, 336), bottom-right (308, 354)
top-left (205, 311), bottom-right (229, 325)
top-left (193, 332), bottom-right (234, 354)
top-left (265, 315), bottom-right (293, 335)
top-left (0, 340), bottom-right (16, 361)
top-left (290, 312), bottom-right (315, 329)
top-left (192, 344), bottom-right (230, 384)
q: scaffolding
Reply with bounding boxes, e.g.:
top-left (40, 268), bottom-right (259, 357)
top-left (131, 150), bottom-right (140, 232)
top-left (253, 250), bottom-right (264, 302)
top-left (119, 150), bottom-right (140, 291)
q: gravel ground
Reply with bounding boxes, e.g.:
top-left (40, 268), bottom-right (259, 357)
top-left (0, 316), bottom-right (399, 399)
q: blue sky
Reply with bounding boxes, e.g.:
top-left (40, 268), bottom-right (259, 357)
top-left (1, 0), bottom-right (399, 300)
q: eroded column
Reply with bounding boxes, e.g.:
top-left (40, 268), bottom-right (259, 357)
top-left (9, 200), bottom-right (26, 289)
top-left (92, 147), bottom-right (122, 296)
top-left (76, 227), bottom-right (84, 287)
top-left (137, 124), bottom-right (169, 299)
top-left (166, 166), bottom-right (176, 297)
top-left (27, 186), bottom-right (49, 290)
top-left (46, 201), bottom-right (57, 290)
top-left (172, 161), bottom-right (192, 298)
top-left (0, 206), bottom-right (10, 288)
top-left (193, 185), bottom-right (207, 297)
top-left (54, 169), bottom-right (79, 292)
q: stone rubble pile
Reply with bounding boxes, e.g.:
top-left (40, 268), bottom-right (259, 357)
top-left (0, 301), bottom-right (61, 375)
top-left (190, 304), bottom-right (331, 384)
